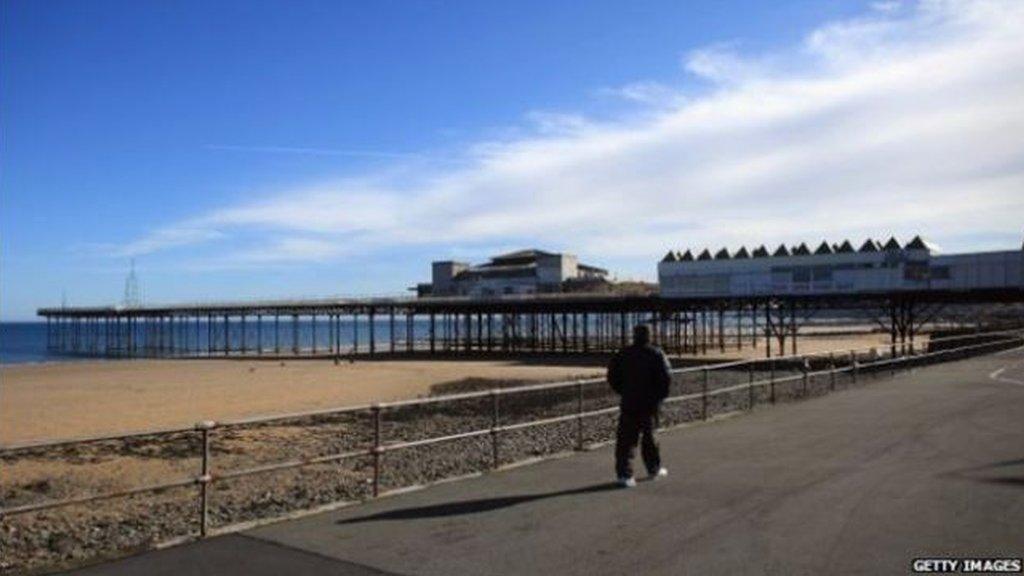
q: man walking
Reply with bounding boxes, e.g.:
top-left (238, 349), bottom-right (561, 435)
top-left (607, 324), bottom-right (671, 487)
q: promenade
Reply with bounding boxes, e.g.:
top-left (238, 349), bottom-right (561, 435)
top-left (66, 348), bottom-right (1024, 576)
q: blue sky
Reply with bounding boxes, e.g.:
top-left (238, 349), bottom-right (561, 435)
top-left (3, 0), bottom-right (1023, 320)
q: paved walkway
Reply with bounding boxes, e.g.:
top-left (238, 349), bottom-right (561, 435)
top-left (67, 348), bottom-right (1024, 576)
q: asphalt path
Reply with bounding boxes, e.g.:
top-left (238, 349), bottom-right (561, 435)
top-left (66, 347), bottom-right (1024, 576)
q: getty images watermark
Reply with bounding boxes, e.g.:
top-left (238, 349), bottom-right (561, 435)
top-left (912, 558), bottom-right (1022, 573)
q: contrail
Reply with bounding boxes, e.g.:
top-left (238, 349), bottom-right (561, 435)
top-left (204, 144), bottom-right (419, 159)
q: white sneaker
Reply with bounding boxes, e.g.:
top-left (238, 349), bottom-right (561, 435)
top-left (617, 477), bottom-right (637, 488)
top-left (648, 467), bottom-right (668, 480)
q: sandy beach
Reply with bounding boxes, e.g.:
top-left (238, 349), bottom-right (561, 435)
top-left (0, 358), bottom-right (606, 444)
top-left (0, 329), bottom-right (925, 574)
top-left (0, 331), bottom-right (899, 445)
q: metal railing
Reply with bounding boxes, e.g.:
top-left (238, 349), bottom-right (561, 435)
top-left (2, 328), bottom-right (1022, 542)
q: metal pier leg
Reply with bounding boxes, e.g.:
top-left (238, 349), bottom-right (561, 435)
top-left (718, 308), bottom-right (725, 353)
top-left (292, 314), bottom-right (299, 356)
top-left (752, 302), bottom-right (758, 349)
top-left (790, 302), bottom-right (797, 356)
top-left (223, 315), bottom-right (230, 356)
top-left (428, 313), bottom-right (435, 354)
top-left (619, 312), bottom-right (627, 349)
top-left (369, 310), bottom-right (376, 356)
top-left (353, 312), bottom-right (360, 356)
top-left (701, 309), bottom-right (708, 355)
top-left (311, 314), bottom-right (317, 355)
top-left (582, 312), bottom-right (589, 353)
top-left (736, 306), bottom-right (742, 351)
top-left (390, 308), bottom-right (396, 354)
top-left (407, 312), bottom-right (414, 353)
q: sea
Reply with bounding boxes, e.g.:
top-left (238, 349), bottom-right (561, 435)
top-left (1, 322), bottom-right (57, 364)
top-left (0, 320), bottom-right (440, 365)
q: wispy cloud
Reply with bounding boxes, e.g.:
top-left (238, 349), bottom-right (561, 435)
top-left (103, 225), bottom-right (225, 258)
top-left (120, 0), bottom-right (1024, 277)
top-left (204, 144), bottom-right (419, 159)
top-left (598, 80), bottom-right (687, 107)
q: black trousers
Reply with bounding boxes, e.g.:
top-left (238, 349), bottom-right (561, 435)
top-left (615, 409), bottom-right (661, 479)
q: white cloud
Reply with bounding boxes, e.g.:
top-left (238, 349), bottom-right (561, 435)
top-left (119, 0), bottom-right (1024, 278)
top-left (683, 43), bottom-right (774, 85)
top-left (110, 225), bottom-right (225, 257)
top-left (871, 1), bottom-right (903, 13)
top-left (600, 81), bottom-right (686, 106)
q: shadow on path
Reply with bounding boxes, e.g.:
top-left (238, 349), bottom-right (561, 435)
top-left (337, 482), bottom-right (620, 524)
top-left (941, 457), bottom-right (1024, 489)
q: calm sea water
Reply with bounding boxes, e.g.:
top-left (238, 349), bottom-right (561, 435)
top-left (0, 320), bottom-right (441, 364)
top-left (1, 322), bottom-right (61, 364)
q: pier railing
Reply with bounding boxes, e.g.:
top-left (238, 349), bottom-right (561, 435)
top-left (2, 328), bottom-right (1022, 549)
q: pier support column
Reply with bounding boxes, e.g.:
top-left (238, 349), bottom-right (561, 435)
top-left (390, 308), bottom-right (396, 354)
top-left (429, 312), bottom-right (436, 354)
top-left (369, 309), bottom-right (376, 356)
top-left (582, 312), bottom-right (589, 353)
top-left (353, 311), bottom-right (360, 356)
top-left (752, 302), bottom-right (758, 349)
top-left (487, 313), bottom-right (493, 352)
top-left (329, 313), bottom-right (335, 356)
top-left (736, 306), bottom-right (743, 351)
top-left (619, 312), bottom-right (627, 349)
top-left (292, 314), bottom-right (299, 355)
top-left (256, 314), bottom-right (262, 356)
top-left (311, 314), bottom-right (317, 355)
top-left (790, 302), bottom-right (798, 356)
top-left (719, 308), bottom-right (725, 353)
top-left (406, 311), bottom-right (414, 353)
top-left (274, 314), bottom-right (280, 355)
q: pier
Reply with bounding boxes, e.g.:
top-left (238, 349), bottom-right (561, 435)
top-left (37, 287), bottom-right (1023, 360)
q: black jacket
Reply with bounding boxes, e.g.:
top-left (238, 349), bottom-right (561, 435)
top-left (607, 344), bottom-right (672, 413)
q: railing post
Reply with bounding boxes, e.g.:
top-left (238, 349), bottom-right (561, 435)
top-left (851, 350), bottom-right (858, 384)
top-left (371, 404), bottom-right (382, 497)
top-left (801, 358), bottom-right (809, 397)
top-left (491, 390), bottom-right (501, 468)
top-left (576, 381), bottom-right (585, 450)
top-left (196, 420), bottom-right (215, 538)
top-left (701, 368), bottom-right (709, 420)
top-left (769, 359), bottom-right (776, 404)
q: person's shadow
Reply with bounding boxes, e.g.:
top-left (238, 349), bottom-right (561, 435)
top-left (336, 482), bottom-right (620, 525)
top-left (941, 457), bottom-right (1024, 488)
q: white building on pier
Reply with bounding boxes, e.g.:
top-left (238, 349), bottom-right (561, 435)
top-left (421, 249), bottom-right (608, 297)
top-left (658, 236), bottom-right (1024, 298)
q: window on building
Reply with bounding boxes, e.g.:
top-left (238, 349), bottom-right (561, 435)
top-left (903, 262), bottom-right (930, 281)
